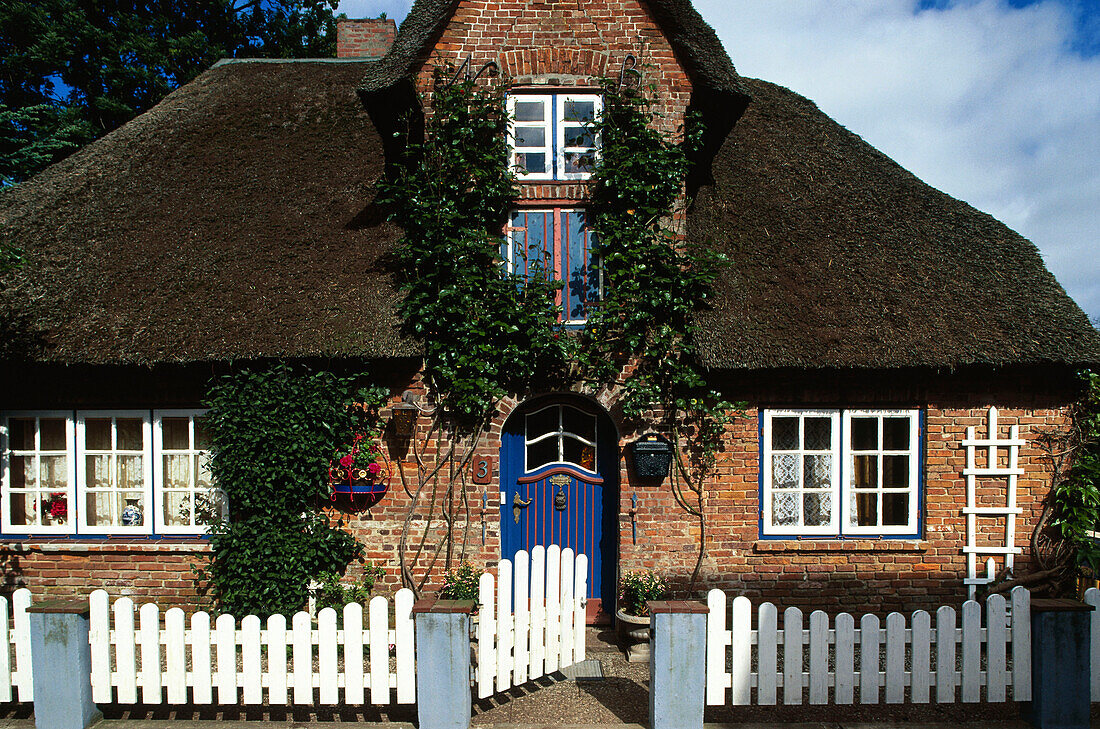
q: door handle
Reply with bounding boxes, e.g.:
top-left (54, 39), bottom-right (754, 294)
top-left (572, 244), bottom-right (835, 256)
top-left (513, 492), bottom-right (531, 524)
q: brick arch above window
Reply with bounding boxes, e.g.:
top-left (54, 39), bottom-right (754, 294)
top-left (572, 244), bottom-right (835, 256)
top-left (498, 48), bottom-right (611, 83)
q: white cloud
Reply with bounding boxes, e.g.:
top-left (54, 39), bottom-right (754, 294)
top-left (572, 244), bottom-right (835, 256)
top-left (695, 0), bottom-right (1100, 321)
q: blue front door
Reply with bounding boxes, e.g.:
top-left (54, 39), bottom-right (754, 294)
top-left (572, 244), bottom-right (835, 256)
top-left (500, 400), bottom-right (617, 618)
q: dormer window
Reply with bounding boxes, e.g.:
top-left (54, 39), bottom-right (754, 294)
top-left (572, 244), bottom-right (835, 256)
top-left (508, 93), bottom-right (601, 181)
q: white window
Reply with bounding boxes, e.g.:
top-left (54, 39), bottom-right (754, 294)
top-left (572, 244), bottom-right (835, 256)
top-left (1, 412), bottom-right (75, 535)
top-left (508, 93), bottom-right (601, 181)
top-left (0, 410), bottom-right (220, 537)
top-left (524, 404), bottom-right (597, 473)
top-left (762, 409), bottom-right (920, 537)
top-left (154, 410), bottom-right (223, 535)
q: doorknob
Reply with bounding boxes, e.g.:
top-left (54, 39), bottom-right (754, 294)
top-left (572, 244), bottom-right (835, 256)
top-left (513, 492), bottom-right (531, 524)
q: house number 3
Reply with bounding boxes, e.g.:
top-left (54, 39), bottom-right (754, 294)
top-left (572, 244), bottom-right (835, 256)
top-left (472, 456), bottom-right (494, 485)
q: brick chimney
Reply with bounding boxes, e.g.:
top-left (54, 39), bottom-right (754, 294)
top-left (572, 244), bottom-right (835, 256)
top-left (337, 18), bottom-right (397, 59)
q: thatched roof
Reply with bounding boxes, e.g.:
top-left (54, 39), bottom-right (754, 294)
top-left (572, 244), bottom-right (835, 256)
top-left (0, 62), bottom-right (1096, 369)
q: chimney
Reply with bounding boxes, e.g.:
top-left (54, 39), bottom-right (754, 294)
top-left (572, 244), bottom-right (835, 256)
top-left (337, 18), bottom-right (397, 59)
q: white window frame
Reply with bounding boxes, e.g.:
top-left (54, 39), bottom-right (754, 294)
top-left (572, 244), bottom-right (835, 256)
top-left (761, 408), bottom-right (921, 538)
top-left (0, 411), bottom-right (76, 535)
top-left (153, 409), bottom-right (219, 535)
top-left (842, 409), bottom-right (921, 536)
top-left (508, 94), bottom-right (555, 181)
top-left (556, 94), bottom-right (602, 181)
top-left (76, 410), bottom-right (153, 536)
top-left (524, 403), bottom-right (598, 474)
top-left (508, 92), bottom-right (602, 182)
top-left (761, 409), bottom-right (841, 537)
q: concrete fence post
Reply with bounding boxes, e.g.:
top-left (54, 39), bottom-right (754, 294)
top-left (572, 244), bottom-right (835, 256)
top-left (27, 599), bottom-right (101, 729)
top-left (648, 600), bottom-right (709, 729)
top-left (413, 598), bottom-right (474, 729)
top-left (1026, 598), bottom-right (1094, 729)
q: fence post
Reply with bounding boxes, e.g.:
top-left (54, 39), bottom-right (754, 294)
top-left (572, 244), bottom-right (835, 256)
top-left (1025, 598), bottom-right (1093, 729)
top-left (27, 599), bottom-right (102, 729)
top-left (649, 600), bottom-right (708, 729)
top-left (413, 598), bottom-right (473, 729)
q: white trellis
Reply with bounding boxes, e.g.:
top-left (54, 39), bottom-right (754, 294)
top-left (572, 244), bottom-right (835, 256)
top-left (962, 406), bottom-right (1025, 599)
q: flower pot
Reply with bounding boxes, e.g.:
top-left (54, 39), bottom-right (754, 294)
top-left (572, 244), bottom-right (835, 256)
top-left (332, 478), bottom-right (389, 497)
top-left (615, 609), bottom-right (651, 663)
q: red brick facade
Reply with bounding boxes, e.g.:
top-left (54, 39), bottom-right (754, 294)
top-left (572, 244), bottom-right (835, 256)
top-left (336, 18), bottom-right (397, 59)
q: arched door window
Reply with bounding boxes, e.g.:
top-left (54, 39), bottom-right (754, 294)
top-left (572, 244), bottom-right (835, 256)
top-left (524, 404), bottom-right (597, 473)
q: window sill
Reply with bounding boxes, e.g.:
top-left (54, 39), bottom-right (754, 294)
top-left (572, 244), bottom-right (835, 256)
top-left (0, 536), bottom-right (211, 553)
top-left (754, 539), bottom-right (929, 553)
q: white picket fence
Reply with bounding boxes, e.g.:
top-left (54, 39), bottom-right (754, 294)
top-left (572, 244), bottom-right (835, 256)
top-left (0, 588), bottom-right (32, 702)
top-left (88, 588), bottom-right (416, 706)
top-left (476, 545), bottom-right (587, 698)
top-left (706, 587), bottom-right (1032, 706)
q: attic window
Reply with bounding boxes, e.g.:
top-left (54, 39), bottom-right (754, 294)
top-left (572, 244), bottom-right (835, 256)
top-left (508, 93), bottom-right (601, 181)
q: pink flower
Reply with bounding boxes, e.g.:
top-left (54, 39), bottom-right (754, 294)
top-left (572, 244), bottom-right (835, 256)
top-left (339, 454), bottom-right (355, 468)
top-left (368, 462), bottom-right (382, 475)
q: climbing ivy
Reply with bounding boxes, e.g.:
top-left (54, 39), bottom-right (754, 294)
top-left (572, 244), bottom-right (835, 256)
top-left (379, 67), bottom-right (572, 427)
top-left (1049, 371), bottom-right (1100, 578)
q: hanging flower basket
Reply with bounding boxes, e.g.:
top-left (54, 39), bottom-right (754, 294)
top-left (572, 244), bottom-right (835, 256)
top-left (330, 466), bottom-right (390, 498)
top-left (329, 432), bottom-right (390, 509)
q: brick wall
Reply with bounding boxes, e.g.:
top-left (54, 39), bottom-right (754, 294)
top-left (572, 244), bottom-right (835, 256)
top-left (337, 18), bottom-right (397, 59)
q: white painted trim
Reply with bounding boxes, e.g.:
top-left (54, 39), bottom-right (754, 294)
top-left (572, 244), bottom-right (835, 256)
top-left (153, 409), bottom-right (215, 535)
top-left (556, 93), bottom-right (601, 181)
top-left (0, 411), bottom-right (76, 535)
top-left (76, 410), bottom-right (153, 535)
top-left (508, 94), bottom-right (555, 181)
top-left (761, 409), bottom-right (841, 537)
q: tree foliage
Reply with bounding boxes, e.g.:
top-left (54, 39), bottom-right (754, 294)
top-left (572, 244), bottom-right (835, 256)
top-left (0, 0), bottom-right (340, 184)
top-left (197, 362), bottom-right (383, 617)
top-left (1049, 371), bottom-right (1100, 577)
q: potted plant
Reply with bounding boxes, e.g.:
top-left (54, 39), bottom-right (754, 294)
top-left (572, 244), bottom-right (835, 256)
top-left (329, 431), bottom-right (389, 500)
top-left (312, 564), bottom-right (386, 611)
top-left (40, 492), bottom-right (67, 526)
top-left (616, 569), bottom-right (668, 663)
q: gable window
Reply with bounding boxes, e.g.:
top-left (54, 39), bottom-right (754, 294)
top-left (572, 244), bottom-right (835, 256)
top-left (503, 208), bottom-right (601, 324)
top-left (762, 409), bottom-right (920, 537)
top-left (1, 410), bottom-right (222, 537)
top-left (508, 93), bottom-right (601, 181)
top-left (525, 403), bottom-right (597, 473)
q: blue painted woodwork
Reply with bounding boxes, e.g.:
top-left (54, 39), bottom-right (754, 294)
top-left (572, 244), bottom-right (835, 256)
top-left (500, 399), bottom-right (617, 602)
top-left (504, 209), bottom-right (599, 324)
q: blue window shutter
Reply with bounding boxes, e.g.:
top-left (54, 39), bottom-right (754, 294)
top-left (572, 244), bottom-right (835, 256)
top-left (563, 210), bottom-right (597, 322)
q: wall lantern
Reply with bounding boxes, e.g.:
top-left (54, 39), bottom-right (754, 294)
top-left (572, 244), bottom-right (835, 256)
top-left (391, 390), bottom-right (420, 436)
top-left (630, 433), bottom-right (673, 479)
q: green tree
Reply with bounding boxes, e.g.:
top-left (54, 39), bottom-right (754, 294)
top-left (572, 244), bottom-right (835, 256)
top-left (0, 0), bottom-right (340, 185)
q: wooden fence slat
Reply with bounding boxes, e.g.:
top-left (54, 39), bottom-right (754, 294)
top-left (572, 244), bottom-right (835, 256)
top-left (1011, 585), bottom-right (1032, 701)
top-left (910, 611), bottom-right (931, 704)
top-left (395, 588), bottom-right (416, 704)
top-left (317, 608), bottom-right (338, 705)
top-left (573, 552), bottom-right (587, 662)
top-left (860, 614), bottom-right (880, 705)
top-left (1086, 587), bottom-right (1100, 701)
top-left (88, 590), bottom-right (111, 704)
top-left (0, 597), bottom-right (10, 704)
top-left (529, 545), bottom-right (545, 680)
top-left (705, 590), bottom-right (726, 706)
top-left (986, 594), bottom-right (1007, 702)
top-left (241, 615), bottom-right (263, 705)
top-left (514, 550), bottom-right (530, 684)
top-left (292, 611), bottom-right (312, 704)
top-left (545, 544), bottom-right (561, 674)
top-left (935, 605), bottom-right (956, 704)
top-left (164, 608), bottom-right (187, 704)
top-left (757, 603), bottom-right (778, 705)
top-left (266, 614), bottom-right (288, 706)
top-left (191, 612), bottom-right (213, 705)
top-left (113, 597), bottom-right (137, 704)
top-left (808, 611), bottom-right (829, 705)
top-left (139, 603), bottom-right (162, 705)
top-left (369, 595), bottom-right (389, 705)
top-left (783, 606), bottom-right (803, 705)
top-left (343, 602), bottom-right (365, 705)
top-left (560, 548), bottom-right (574, 669)
top-left (961, 600), bottom-right (981, 703)
top-left (730, 595), bottom-right (752, 706)
top-left (12, 589), bottom-right (32, 702)
top-left (496, 559), bottom-right (513, 692)
top-left (477, 571), bottom-right (496, 699)
top-left (835, 613), bottom-right (855, 705)
top-left (215, 613), bottom-right (237, 705)
top-left (885, 613), bottom-right (906, 704)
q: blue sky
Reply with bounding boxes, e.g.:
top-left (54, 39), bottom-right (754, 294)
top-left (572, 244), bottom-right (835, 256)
top-left (337, 0), bottom-right (1100, 323)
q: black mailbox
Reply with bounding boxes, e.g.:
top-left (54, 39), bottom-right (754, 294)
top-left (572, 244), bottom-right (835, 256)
top-left (631, 433), bottom-right (673, 479)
